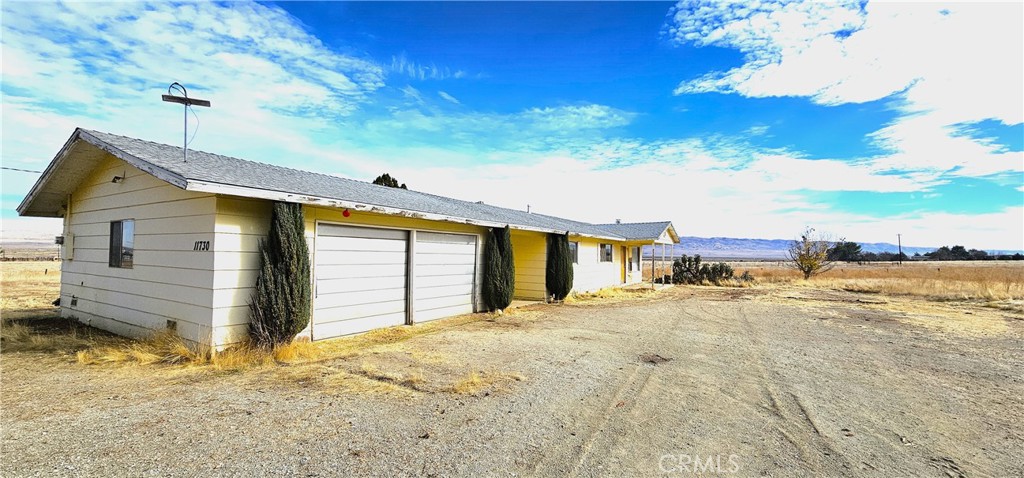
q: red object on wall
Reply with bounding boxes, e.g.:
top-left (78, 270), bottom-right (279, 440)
top-left (342, 209), bottom-right (351, 218)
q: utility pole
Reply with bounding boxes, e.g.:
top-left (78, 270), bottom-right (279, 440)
top-left (161, 82), bottom-right (211, 162)
top-left (897, 233), bottom-right (903, 265)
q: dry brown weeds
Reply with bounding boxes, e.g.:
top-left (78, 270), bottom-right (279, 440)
top-left (733, 261), bottom-right (1024, 301)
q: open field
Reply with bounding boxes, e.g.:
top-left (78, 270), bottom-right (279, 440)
top-left (0, 244), bottom-right (60, 261)
top-left (645, 259), bottom-right (1024, 303)
top-left (0, 261), bottom-right (61, 319)
top-left (2, 261), bottom-right (1023, 476)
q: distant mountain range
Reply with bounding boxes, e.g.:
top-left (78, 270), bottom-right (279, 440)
top-left (3, 231), bottom-right (1018, 260)
top-left (645, 237), bottom-right (1020, 260)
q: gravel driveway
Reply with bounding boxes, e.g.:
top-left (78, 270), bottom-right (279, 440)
top-left (3, 286), bottom-right (1022, 477)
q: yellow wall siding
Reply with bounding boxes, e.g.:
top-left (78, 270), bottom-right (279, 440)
top-left (61, 155), bottom-right (217, 345)
top-left (209, 196), bottom-right (272, 346)
top-left (570, 237), bottom-right (624, 293)
top-left (510, 230), bottom-right (547, 300)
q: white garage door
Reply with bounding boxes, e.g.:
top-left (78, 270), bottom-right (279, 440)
top-left (414, 232), bottom-right (477, 322)
top-left (313, 224), bottom-right (408, 340)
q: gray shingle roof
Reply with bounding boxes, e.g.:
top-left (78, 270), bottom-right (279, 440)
top-left (22, 128), bottom-right (677, 242)
top-left (595, 221), bottom-right (675, 241)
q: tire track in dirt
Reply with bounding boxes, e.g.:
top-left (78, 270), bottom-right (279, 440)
top-left (725, 301), bottom-right (854, 473)
top-left (527, 304), bottom-right (692, 477)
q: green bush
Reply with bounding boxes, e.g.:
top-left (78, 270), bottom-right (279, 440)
top-left (671, 254), bottom-right (735, 285)
top-left (483, 226), bottom-right (515, 310)
top-left (545, 232), bottom-right (573, 301)
top-left (672, 254), bottom-right (702, 284)
top-left (249, 202), bottom-right (311, 348)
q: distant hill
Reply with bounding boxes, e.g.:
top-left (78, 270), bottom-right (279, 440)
top-left (645, 237), bottom-right (983, 260)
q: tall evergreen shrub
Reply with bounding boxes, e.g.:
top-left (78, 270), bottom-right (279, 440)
top-left (249, 202), bottom-right (311, 348)
top-left (483, 226), bottom-right (515, 311)
top-left (545, 232), bottom-right (573, 301)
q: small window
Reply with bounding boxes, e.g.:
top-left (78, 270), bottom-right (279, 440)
top-left (109, 219), bottom-right (134, 268)
top-left (569, 241), bottom-right (579, 264)
top-left (599, 243), bottom-right (613, 262)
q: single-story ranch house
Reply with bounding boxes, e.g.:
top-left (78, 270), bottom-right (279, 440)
top-left (18, 129), bottom-right (679, 347)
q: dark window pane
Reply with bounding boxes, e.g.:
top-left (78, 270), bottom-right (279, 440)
top-left (109, 221), bottom-right (122, 267)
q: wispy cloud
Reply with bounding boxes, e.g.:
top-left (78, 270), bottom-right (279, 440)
top-left (349, 104), bottom-right (638, 153)
top-left (3, 1), bottom-right (1020, 249)
top-left (366, 137), bottom-right (1021, 248)
top-left (437, 91), bottom-right (461, 105)
top-left (1, 1), bottom-right (384, 178)
top-left (746, 125), bottom-right (769, 136)
top-left (389, 54), bottom-right (467, 81)
top-left (664, 0), bottom-right (1024, 182)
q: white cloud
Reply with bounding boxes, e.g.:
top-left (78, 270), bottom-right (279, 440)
top-left (438, 91), bottom-right (461, 105)
top-left (352, 104), bottom-right (638, 152)
top-left (520, 105), bottom-right (636, 131)
top-left (746, 125), bottom-right (769, 136)
top-left (3, 1), bottom-right (1020, 251)
top-left (0, 1), bottom-right (383, 189)
top-left (666, 1), bottom-right (1024, 180)
top-left (667, 2), bottom-right (1022, 123)
top-left (371, 141), bottom-right (1020, 249)
top-left (390, 54), bottom-right (467, 81)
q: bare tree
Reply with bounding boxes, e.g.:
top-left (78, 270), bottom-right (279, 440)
top-left (788, 227), bottom-right (838, 279)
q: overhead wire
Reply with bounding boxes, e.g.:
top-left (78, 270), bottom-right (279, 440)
top-left (1, 166), bottom-right (43, 174)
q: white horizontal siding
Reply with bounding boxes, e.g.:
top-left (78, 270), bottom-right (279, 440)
top-left (60, 155), bottom-right (217, 346)
top-left (571, 238), bottom-right (624, 293)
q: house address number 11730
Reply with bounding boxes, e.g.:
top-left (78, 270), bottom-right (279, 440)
top-left (193, 240), bottom-right (210, 251)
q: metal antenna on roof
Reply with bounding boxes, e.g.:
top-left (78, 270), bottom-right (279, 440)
top-left (161, 82), bottom-right (211, 162)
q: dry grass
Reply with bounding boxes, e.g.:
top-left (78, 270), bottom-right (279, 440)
top-left (1, 314), bottom-right (119, 354)
top-left (731, 261), bottom-right (1024, 301)
top-left (1, 261), bottom-right (529, 396)
top-left (566, 286), bottom-right (658, 304)
top-left (1, 261), bottom-right (61, 320)
top-left (450, 370), bottom-right (525, 395)
top-left (74, 330), bottom-right (287, 370)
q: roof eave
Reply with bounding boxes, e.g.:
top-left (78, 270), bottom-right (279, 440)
top-left (17, 128), bottom-right (189, 217)
top-left (185, 180), bottom-right (627, 241)
top-left (16, 128), bottom-right (84, 216)
top-left (666, 223), bottom-right (681, 244)
top-left (77, 130), bottom-right (187, 189)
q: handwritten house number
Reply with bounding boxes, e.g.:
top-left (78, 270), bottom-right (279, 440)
top-left (193, 240), bottom-right (210, 251)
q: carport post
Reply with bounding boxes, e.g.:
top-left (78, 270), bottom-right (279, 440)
top-left (663, 244), bottom-right (668, 281)
top-left (406, 230), bottom-right (416, 325)
top-left (650, 241), bottom-right (656, 289)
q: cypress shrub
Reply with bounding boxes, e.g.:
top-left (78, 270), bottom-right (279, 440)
top-left (483, 226), bottom-right (515, 311)
top-left (545, 232), bottom-right (573, 301)
top-left (249, 202), bottom-right (311, 348)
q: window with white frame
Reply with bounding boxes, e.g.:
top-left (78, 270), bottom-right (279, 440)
top-left (599, 243), bottom-right (613, 262)
top-left (569, 241), bottom-right (579, 264)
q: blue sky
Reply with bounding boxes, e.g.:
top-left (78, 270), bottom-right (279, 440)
top-left (2, 1), bottom-right (1022, 249)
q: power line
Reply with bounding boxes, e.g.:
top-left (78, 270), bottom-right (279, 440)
top-left (1, 166), bottom-right (42, 174)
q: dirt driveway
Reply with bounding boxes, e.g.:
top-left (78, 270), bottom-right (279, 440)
top-left (3, 286), bottom-right (1022, 477)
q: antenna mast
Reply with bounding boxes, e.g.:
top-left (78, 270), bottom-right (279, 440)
top-left (161, 82), bottom-right (211, 162)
